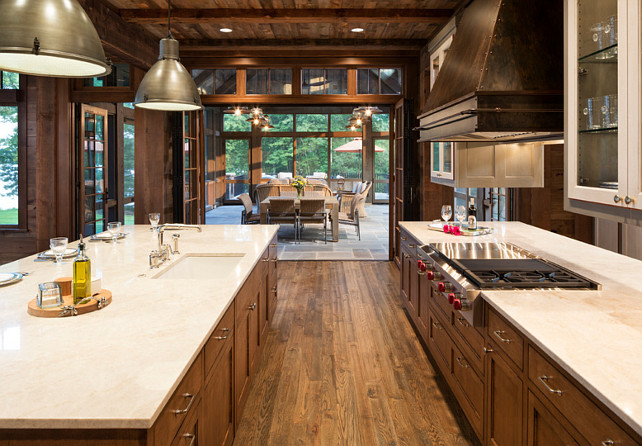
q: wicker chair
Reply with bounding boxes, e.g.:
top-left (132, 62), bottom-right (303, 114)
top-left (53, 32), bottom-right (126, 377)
top-left (239, 193), bottom-right (260, 224)
top-left (338, 192), bottom-right (362, 240)
top-left (267, 198), bottom-right (298, 242)
top-left (337, 181), bottom-right (372, 217)
top-left (298, 198), bottom-right (328, 244)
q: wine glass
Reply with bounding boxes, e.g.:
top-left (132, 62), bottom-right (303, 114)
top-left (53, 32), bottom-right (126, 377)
top-left (107, 222), bottom-right (122, 244)
top-left (148, 213), bottom-right (160, 231)
top-left (441, 205), bottom-right (452, 225)
top-left (455, 205), bottom-right (467, 227)
top-left (49, 237), bottom-right (68, 264)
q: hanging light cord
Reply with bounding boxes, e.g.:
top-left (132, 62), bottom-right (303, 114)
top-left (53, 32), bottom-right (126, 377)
top-left (167, 0), bottom-right (172, 38)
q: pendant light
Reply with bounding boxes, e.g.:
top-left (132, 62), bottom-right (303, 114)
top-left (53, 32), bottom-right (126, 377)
top-left (134, 0), bottom-right (202, 111)
top-left (0, 0), bottom-right (110, 77)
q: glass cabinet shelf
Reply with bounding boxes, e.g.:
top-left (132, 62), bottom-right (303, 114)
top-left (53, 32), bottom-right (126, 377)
top-left (578, 126), bottom-right (618, 134)
top-left (579, 44), bottom-right (618, 63)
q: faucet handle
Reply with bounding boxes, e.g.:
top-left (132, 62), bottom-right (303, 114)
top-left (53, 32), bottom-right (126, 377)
top-left (172, 234), bottom-right (180, 254)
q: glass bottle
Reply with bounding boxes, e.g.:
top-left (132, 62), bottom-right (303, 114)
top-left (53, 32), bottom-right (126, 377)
top-left (73, 234), bottom-right (91, 304)
top-left (467, 198), bottom-right (477, 230)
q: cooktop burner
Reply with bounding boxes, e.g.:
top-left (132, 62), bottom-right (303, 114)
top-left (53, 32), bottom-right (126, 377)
top-left (426, 244), bottom-right (601, 290)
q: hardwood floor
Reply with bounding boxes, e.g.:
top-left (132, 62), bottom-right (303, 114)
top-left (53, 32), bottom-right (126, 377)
top-left (234, 261), bottom-right (479, 446)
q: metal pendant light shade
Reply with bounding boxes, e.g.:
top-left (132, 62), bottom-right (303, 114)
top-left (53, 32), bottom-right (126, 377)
top-left (0, 0), bottom-right (110, 77)
top-left (134, 37), bottom-right (202, 111)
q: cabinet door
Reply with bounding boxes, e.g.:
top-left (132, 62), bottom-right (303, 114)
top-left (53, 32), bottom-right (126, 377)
top-left (171, 401), bottom-right (200, 446)
top-left (234, 276), bottom-right (259, 427)
top-left (485, 346), bottom-right (523, 446)
top-left (400, 246), bottom-right (412, 306)
top-left (527, 392), bottom-right (578, 446)
top-left (259, 250), bottom-right (269, 346)
top-left (202, 337), bottom-right (235, 446)
top-left (417, 271), bottom-right (430, 339)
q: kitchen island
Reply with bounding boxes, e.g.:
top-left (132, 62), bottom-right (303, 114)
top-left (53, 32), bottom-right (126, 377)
top-left (0, 225), bottom-right (278, 444)
top-left (399, 221), bottom-right (642, 445)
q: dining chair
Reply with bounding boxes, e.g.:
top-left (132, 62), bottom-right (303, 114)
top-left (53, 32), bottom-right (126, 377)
top-left (239, 193), bottom-right (260, 224)
top-left (298, 198), bottom-right (328, 244)
top-left (338, 192), bottom-right (362, 240)
top-left (267, 198), bottom-right (298, 242)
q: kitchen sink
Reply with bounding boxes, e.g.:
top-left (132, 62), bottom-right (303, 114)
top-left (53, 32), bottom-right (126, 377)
top-left (152, 253), bottom-right (245, 280)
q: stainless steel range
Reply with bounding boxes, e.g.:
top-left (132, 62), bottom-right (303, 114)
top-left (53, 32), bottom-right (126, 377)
top-left (416, 242), bottom-right (601, 326)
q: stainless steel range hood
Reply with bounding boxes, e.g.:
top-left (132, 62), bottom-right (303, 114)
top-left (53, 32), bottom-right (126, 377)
top-left (418, 0), bottom-right (564, 143)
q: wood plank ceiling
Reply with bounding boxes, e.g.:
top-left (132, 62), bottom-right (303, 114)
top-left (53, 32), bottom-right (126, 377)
top-left (105, 0), bottom-right (460, 48)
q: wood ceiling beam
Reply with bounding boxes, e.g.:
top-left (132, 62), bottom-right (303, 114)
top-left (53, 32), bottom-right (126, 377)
top-left (78, 0), bottom-right (158, 69)
top-left (119, 8), bottom-right (453, 25)
top-left (180, 39), bottom-right (427, 51)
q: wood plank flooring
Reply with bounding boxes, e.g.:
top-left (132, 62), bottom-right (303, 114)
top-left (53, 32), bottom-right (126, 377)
top-left (234, 261), bottom-right (479, 446)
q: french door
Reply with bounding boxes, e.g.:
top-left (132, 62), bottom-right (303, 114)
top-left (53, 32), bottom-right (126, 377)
top-left (178, 111), bottom-right (204, 224)
top-left (224, 137), bottom-right (251, 203)
top-left (78, 105), bottom-right (111, 237)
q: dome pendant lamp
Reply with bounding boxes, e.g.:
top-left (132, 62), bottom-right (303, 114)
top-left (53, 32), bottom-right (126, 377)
top-left (134, 0), bottom-right (202, 111)
top-left (0, 0), bottom-right (111, 77)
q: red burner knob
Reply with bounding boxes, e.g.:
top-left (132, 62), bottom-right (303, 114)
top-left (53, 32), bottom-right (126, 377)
top-left (419, 262), bottom-right (426, 272)
top-left (453, 299), bottom-right (462, 310)
top-left (417, 260), bottom-right (423, 269)
top-left (448, 293), bottom-right (456, 304)
top-left (438, 282), bottom-right (449, 292)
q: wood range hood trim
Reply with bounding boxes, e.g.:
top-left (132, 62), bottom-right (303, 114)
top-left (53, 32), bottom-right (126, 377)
top-left (419, 0), bottom-right (564, 143)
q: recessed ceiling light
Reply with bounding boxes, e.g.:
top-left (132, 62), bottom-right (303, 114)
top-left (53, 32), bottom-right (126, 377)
top-left (220, 28), bottom-right (233, 33)
top-left (351, 27), bottom-right (364, 33)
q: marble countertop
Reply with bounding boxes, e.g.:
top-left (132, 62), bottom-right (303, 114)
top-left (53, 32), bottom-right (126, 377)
top-left (0, 225), bottom-right (278, 429)
top-left (400, 221), bottom-right (642, 436)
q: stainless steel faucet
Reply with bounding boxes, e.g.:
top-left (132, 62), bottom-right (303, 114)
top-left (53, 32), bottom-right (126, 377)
top-left (149, 224), bottom-right (202, 268)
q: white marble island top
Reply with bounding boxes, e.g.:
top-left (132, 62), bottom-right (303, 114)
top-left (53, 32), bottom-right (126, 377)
top-left (0, 224), bottom-right (278, 430)
top-left (400, 221), bottom-right (642, 437)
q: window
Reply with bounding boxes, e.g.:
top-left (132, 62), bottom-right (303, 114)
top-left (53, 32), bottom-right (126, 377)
top-left (296, 138), bottom-right (328, 177)
top-left (123, 121), bottom-right (135, 225)
top-left (301, 68), bottom-right (347, 95)
top-left (331, 137), bottom-right (362, 180)
top-left (0, 105), bottom-right (19, 225)
top-left (430, 35), bottom-right (454, 89)
top-left (223, 114), bottom-right (251, 132)
top-left (296, 114), bottom-right (328, 132)
top-left (490, 188), bottom-right (509, 221)
top-left (192, 69), bottom-right (237, 95)
top-left (357, 68), bottom-right (402, 94)
top-left (83, 63), bottom-right (130, 87)
top-left (1, 71), bottom-right (18, 90)
top-left (246, 69), bottom-right (292, 95)
top-left (262, 137), bottom-right (293, 177)
top-left (372, 113), bottom-right (390, 132)
top-left (267, 114), bottom-right (293, 132)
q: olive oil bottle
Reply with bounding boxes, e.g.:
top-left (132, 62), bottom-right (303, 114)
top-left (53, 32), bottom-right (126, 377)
top-left (73, 234), bottom-right (91, 304)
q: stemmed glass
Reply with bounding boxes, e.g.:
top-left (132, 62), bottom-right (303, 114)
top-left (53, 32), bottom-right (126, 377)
top-left (441, 205), bottom-right (452, 225)
top-left (455, 205), bottom-right (467, 227)
top-left (107, 222), bottom-right (122, 244)
top-left (49, 237), bottom-right (68, 264)
top-left (149, 213), bottom-right (160, 231)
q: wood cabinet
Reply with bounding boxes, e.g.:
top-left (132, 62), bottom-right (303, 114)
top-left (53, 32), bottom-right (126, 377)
top-left (171, 401), bottom-right (200, 446)
top-left (399, 229), bottom-right (420, 323)
top-left (202, 304), bottom-right (235, 446)
top-left (485, 340), bottom-right (523, 446)
top-left (268, 238), bottom-right (278, 323)
top-left (527, 392), bottom-right (578, 446)
top-left (566, 0), bottom-right (642, 220)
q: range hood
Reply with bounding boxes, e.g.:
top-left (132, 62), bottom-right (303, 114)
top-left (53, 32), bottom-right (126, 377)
top-left (418, 0), bottom-right (563, 143)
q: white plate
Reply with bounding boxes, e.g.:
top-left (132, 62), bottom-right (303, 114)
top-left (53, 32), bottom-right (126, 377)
top-left (90, 232), bottom-right (127, 241)
top-left (39, 248), bottom-right (78, 258)
top-left (0, 272), bottom-right (23, 286)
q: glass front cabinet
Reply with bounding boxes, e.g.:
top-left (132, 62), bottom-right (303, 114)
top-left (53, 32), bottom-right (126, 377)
top-left (566, 0), bottom-right (642, 216)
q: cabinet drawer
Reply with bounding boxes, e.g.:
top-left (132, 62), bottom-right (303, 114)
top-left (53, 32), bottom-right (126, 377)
top-left (154, 353), bottom-right (203, 445)
top-left (430, 283), bottom-right (453, 321)
top-left (400, 229), bottom-right (419, 252)
top-left (452, 313), bottom-right (483, 373)
top-left (528, 347), bottom-right (637, 446)
top-left (488, 308), bottom-right (524, 370)
top-left (268, 238), bottom-right (278, 277)
top-left (428, 309), bottom-right (451, 373)
top-left (204, 303), bottom-right (235, 379)
top-left (452, 343), bottom-right (484, 436)
top-left (170, 401), bottom-right (199, 446)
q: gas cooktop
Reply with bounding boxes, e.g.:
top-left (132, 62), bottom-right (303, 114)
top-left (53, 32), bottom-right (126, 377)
top-left (424, 242), bottom-right (601, 290)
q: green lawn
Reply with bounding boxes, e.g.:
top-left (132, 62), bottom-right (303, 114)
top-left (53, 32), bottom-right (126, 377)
top-left (0, 208), bottom-right (18, 225)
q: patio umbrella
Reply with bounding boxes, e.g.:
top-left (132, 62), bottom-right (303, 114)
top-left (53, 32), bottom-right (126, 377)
top-left (333, 138), bottom-right (385, 153)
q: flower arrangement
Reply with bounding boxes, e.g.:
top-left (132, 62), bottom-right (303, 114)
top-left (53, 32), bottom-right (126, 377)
top-left (291, 176), bottom-right (307, 197)
top-left (443, 224), bottom-right (462, 236)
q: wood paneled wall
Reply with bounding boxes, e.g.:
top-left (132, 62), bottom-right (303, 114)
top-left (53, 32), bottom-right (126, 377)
top-left (516, 144), bottom-right (594, 244)
top-left (0, 77), bottom-right (74, 265)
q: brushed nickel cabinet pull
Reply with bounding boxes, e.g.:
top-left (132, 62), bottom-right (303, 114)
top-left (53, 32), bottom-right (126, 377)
top-left (401, 237), bottom-right (407, 241)
top-left (602, 440), bottom-right (614, 446)
top-left (625, 196), bottom-right (634, 205)
top-left (483, 346), bottom-right (494, 354)
top-left (248, 303), bottom-right (257, 311)
top-left (272, 286), bottom-right (277, 292)
top-left (214, 328), bottom-right (231, 340)
top-left (457, 317), bottom-right (470, 327)
top-left (408, 244), bottom-right (415, 248)
top-left (456, 356), bottom-right (469, 368)
top-left (538, 376), bottom-right (563, 396)
top-left (172, 393), bottom-right (195, 414)
top-left (432, 321), bottom-right (442, 330)
top-left (183, 433), bottom-right (196, 446)
top-left (614, 195), bottom-right (621, 203)
top-left (262, 258), bottom-right (269, 262)
top-left (493, 330), bottom-right (512, 343)
top-left (270, 243), bottom-right (277, 247)
top-left (270, 259), bottom-right (277, 263)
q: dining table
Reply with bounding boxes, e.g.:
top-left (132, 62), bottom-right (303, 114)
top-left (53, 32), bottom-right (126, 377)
top-left (259, 196), bottom-right (339, 242)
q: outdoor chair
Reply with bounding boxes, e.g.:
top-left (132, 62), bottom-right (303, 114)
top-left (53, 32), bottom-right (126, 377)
top-left (267, 197), bottom-right (298, 242)
top-left (298, 198), bottom-right (328, 244)
top-left (239, 193), bottom-right (260, 224)
top-left (337, 181), bottom-right (372, 217)
top-left (338, 192), bottom-right (362, 240)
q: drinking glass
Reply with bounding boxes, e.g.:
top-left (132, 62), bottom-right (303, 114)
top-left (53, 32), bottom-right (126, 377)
top-left (148, 213), bottom-right (160, 231)
top-left (107, 222), bottom-right (122, 244)
top-left (441, 205), bottom-right (452, 224)
top-left (49, 237), bottom-right (68, 264)
top-left (455, 205), bottom-right (467, 227)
